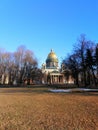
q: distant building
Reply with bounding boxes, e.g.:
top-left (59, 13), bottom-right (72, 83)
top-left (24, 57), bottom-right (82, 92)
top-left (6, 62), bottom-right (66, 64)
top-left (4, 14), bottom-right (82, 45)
top-left (41, 49), bottom-right (65, 84)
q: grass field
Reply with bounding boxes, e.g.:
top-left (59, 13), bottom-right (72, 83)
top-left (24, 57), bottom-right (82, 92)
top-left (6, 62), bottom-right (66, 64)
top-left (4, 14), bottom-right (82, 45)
top-left (0, 87), bottom-right (98, 130)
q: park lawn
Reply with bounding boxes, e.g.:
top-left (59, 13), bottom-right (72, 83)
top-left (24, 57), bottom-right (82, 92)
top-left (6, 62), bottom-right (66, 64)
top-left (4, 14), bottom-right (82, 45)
top-left (0, 87), bottom-right (98, 130)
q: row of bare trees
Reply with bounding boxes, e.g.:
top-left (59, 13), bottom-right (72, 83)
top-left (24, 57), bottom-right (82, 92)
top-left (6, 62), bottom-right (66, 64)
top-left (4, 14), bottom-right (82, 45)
top-left (62, 34), bottom-right (98, 87)
top-left (0, 45), bottom-right (42, 85)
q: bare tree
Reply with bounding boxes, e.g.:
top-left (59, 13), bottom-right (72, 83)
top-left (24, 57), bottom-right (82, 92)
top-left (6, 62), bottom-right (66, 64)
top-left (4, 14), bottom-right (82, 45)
top-left (23, 49), bottom-right (38, 85)
top-left (0, 49), bottom-right (11, 84)
top-left (0, 45), bottom-right (38, 85)
top-left (94, 44), bottom-right (98, 84)
top-left (85, 49), bottom-right (96, 85)
top-left (74, 34), bottom-right (95, 86)
top-left (31, 68), bottom-right (42, 84)
top-left (62, 53), bottom-right (80, 86)
top-left (62, 34), bottom-right (96, 87)
top-left (14, 45), bottom-right (38, 85)
top-left (13, 45), bottom-right (26, 84)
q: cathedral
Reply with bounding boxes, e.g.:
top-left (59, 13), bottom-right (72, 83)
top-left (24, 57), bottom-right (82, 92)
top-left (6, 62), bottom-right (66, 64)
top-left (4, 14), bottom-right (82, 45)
top-left (41, 49), bottom-right (64, 84)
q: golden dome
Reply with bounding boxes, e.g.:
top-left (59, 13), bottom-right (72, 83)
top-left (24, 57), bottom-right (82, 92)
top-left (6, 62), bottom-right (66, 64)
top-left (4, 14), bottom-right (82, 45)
top-left (46, 49), bottom-right (58, 63)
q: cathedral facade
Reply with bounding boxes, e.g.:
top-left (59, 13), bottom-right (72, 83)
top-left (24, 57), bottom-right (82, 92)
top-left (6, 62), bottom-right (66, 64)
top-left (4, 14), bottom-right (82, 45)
top-left (41, 49), bottom-right (64, 84)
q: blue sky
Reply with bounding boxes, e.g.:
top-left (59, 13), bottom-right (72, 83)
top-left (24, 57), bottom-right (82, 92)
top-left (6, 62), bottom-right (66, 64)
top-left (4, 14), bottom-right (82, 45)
top-left (0, 0), bottom-right (98, 67)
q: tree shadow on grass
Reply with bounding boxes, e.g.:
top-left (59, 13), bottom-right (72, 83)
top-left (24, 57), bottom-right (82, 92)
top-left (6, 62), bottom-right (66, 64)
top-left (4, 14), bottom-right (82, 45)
top-left (75, 92), bottom-right (98, 96)
top-left (0, 87), bottom-right (50, 94)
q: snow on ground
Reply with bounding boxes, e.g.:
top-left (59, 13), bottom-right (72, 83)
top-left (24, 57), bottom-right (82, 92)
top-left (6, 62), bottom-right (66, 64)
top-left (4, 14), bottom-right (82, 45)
top-left (49, 89), bottom-right (71, 93)
top-left (49, 88), bottom-right (98, 93)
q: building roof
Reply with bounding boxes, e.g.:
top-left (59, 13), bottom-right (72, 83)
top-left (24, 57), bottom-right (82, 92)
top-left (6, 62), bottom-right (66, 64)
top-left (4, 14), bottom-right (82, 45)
top-left (46, 49), bottom-right (58, 63)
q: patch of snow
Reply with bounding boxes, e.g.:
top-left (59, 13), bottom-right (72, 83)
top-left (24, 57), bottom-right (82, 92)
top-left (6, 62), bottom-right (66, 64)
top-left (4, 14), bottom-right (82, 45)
top-left (78, 88), bottom-right (98, 91)
top-left (49, 89), bottom-right (72, 93)
top-left (49, 88), bottom-right (98, 93)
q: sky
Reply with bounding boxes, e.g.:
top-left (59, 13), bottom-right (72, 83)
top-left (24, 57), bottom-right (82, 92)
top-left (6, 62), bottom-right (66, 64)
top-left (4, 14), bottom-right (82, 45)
top-left (0, 0), bottom-right (98, 67)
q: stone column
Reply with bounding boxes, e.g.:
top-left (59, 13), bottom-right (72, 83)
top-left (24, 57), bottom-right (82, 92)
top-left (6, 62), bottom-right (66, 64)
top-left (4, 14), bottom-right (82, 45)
top-left (51, 75), bottom-right (52, 84)
top-left (57, 75), bottom-right (59, 83)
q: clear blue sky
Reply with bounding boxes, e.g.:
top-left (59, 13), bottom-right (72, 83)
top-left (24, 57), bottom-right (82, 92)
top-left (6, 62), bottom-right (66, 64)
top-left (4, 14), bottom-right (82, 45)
top-left (0, 0), bottom-right (98, 67)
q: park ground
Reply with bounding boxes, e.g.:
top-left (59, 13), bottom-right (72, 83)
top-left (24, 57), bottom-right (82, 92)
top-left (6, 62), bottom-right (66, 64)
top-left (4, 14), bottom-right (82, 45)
top-left (0, 86), bottom-right (98, 130)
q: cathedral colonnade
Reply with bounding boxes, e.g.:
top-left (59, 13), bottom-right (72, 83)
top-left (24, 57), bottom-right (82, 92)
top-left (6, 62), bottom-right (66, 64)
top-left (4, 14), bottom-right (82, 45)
top-left (47, 74), bottom-right (64, 84)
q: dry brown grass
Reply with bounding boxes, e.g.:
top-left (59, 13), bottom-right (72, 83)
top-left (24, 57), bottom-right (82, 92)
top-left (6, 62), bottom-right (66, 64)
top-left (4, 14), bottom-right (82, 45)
top-left (0, 87), bottom-right (98, 130)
